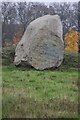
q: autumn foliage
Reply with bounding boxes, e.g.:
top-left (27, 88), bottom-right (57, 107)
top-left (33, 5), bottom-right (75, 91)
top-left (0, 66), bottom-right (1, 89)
top-left (13, 31), bottom-right (23, 45)
top-left (64, 27), bottom-right (78, 52)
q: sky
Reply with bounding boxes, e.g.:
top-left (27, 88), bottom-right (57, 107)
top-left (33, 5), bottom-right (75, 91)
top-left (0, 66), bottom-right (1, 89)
top-left (0, 0), bottom-right (79, 2)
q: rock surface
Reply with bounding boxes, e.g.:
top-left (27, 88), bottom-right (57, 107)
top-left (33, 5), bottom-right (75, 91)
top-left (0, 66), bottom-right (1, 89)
top-left (14, 15), bottom-right (64, 70)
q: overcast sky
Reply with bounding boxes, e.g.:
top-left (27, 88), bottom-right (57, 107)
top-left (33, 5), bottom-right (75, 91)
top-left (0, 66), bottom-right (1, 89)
top-left (0, 0), bottom-right (79, 2)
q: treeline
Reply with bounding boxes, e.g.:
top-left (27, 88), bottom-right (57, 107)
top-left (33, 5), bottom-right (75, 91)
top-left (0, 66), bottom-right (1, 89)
top-left (1, 2), bottom-right (78, 45)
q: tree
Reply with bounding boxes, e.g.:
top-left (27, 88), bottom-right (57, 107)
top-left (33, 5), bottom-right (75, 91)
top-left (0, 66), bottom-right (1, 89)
top-left (1, 2), bottom-right (78, 47)
top-left (78, 1), bottom-right (80, 53)
top-left (1, 2), bottom-right (17, 24)
top-left (64, 27), bottom-right (78, 52)
top-left (1, 2), bottom-right (17, 45)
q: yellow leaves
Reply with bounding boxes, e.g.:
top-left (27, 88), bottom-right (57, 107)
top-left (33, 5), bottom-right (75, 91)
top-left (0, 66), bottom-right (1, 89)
top-left (64, 27), bottom-right (78, 52)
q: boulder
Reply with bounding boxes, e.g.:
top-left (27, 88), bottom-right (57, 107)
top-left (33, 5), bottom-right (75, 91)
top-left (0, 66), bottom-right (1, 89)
top-left (14, 15), bottom-right (64, 70)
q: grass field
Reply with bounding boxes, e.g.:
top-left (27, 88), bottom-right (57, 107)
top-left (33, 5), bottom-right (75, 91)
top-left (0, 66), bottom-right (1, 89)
top-left (2, 51), bottom-right (79, 118)
top-left (0, 58), bottom-right (2, 119)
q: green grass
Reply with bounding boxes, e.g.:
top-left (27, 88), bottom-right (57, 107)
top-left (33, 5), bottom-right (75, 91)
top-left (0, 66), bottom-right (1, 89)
top-left (0, 58), bottom-right (2, 119)
top-left (2, 51), bottom-right (79, 118)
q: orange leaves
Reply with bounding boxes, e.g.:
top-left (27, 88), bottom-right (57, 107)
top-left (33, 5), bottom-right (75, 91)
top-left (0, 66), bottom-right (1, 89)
top-left (13, 31), bottom-right (23, 45)
top-left (64, 27), bottom-right (78, 52)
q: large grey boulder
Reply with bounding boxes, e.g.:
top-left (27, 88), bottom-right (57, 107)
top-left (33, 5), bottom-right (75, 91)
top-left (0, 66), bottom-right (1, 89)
top-left (14, 15), bottom-right (64, 70)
